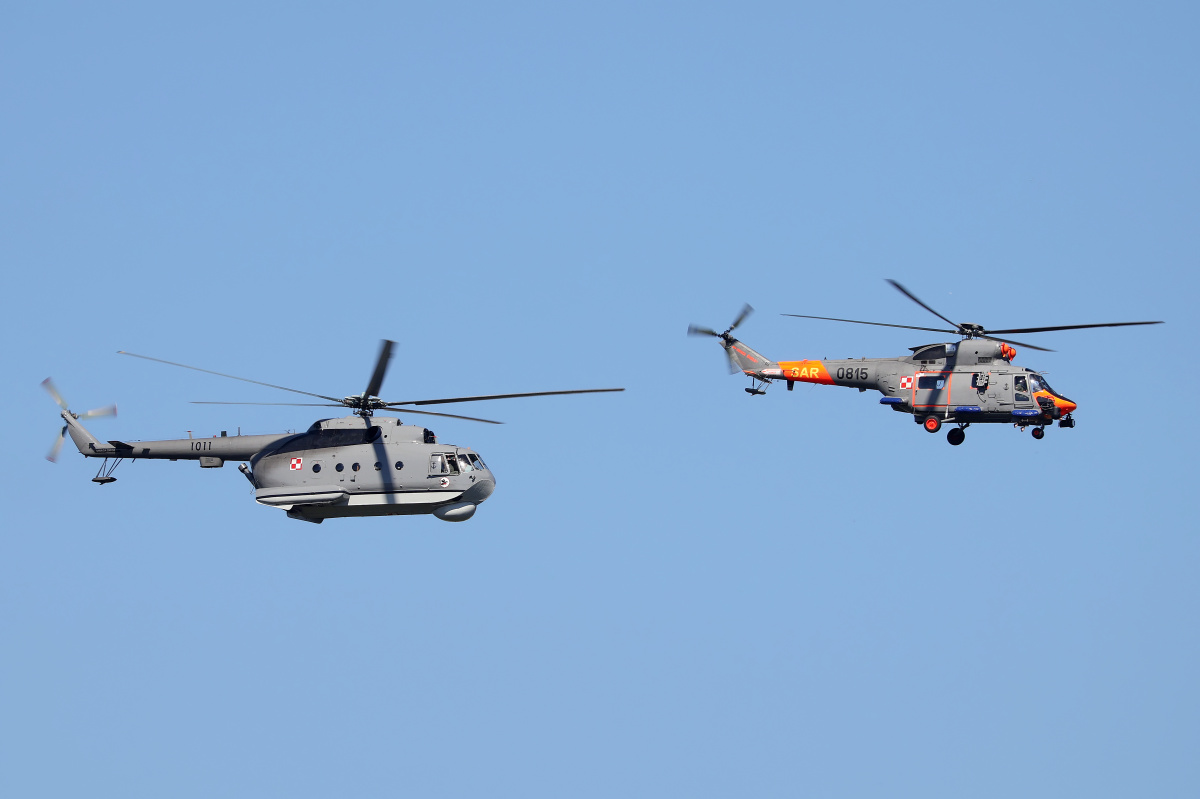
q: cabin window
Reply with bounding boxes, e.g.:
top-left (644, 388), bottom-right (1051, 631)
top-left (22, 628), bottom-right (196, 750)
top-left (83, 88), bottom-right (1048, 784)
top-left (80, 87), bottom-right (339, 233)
top-left (335, 463), bottom-right (344, 472)
top-left (352, 463), bottom-right (360, 472)
top-left (1014, 375), bottom-right (1030, 402)
top-left (374, 462), bottom-right (382, 471)
top-left (395, 461), bottom-right (404, 470)
top-left (917, 375), bottom-right (946, 390)
top-left (312, 463), bottom-right (322, 473)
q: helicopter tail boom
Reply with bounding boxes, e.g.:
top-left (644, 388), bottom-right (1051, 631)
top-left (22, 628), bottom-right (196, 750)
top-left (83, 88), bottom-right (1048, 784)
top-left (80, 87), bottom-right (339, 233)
top-left (771, 360), bottom-right (836, 385)
top-left (724, 342), bottom-right (839, 387)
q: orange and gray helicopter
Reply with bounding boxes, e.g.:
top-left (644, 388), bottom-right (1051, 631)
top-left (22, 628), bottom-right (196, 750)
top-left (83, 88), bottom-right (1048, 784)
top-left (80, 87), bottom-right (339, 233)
top-left (688, 280), bottom-right (1162, 445)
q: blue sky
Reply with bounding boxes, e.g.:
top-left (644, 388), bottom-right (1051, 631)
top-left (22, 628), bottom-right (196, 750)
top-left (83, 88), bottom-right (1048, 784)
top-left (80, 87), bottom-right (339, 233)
top-left (3, 3), bottom-right (1197, 797)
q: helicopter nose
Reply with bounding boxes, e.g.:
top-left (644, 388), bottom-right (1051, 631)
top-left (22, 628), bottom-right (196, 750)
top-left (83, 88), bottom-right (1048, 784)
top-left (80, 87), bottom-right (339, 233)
top-left (459, 477), bottom-right (495, 504)
top-left (1055, 397), bottom-right (1077, 414)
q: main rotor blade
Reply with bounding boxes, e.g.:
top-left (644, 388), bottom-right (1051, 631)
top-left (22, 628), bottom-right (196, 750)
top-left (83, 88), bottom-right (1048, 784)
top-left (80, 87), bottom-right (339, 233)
top-left (728, 303), bottom-right (754, 332)
top-left (41, 378), bottom-right (68, 410)
top-left (364, 339), bottom-right (394, 399)
top-left (385, 388), bottom-right (625, 407)
top-left (46, 426), bottom-right (67, 463)
top-left (980, 335), bottom-right (1055, 352)
top-left (189, 401), bottom-right (503, 423)
top-left (886, 279), bottom-right (962, 331)
top-left (190, 402), bottom-right (346, 406)
top-left (782, 314), bottom-right (956, 335)
top-left (986, 321), bottom-right (1165, 335)
top-left (687, 324), bottom-right (720, 337)
top-left (378, 407), bottom-right (504, 424)
top-left (119, 351), bottom-right (343, 403)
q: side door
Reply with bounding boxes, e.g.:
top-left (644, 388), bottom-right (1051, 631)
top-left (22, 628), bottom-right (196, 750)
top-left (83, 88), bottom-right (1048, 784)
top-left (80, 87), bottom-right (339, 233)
top-left (980, 371), bottom-right (1013, 414)
top-left (913, 371), bottom-right (952, 411)
top-left (1012, 374), bottom-right (1036, 412)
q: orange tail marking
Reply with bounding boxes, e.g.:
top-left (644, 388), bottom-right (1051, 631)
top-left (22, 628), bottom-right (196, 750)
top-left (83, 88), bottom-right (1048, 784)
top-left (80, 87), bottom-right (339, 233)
top-left (777, 360), bottom-right (834, 385)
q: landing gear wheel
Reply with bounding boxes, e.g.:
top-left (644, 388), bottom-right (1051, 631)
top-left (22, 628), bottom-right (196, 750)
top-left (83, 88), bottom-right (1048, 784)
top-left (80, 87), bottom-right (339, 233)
top-left (923, 416), bottom-right (942, 433)
top-left (947, 427), bottom-right (965, 446)
top-left (1031, 426), bottom-right (1045, 440)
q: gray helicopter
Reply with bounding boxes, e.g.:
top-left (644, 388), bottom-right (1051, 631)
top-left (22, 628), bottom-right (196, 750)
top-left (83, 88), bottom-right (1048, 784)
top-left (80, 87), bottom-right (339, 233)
top-left (689, 280), bottom-right (1162, 445)
top-left (45, 341), bottom-right (623, 523)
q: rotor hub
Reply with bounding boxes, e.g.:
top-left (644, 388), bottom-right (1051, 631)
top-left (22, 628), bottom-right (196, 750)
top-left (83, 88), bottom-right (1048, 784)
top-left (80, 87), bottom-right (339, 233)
top-left (343, 394), bottom-right (387, 416)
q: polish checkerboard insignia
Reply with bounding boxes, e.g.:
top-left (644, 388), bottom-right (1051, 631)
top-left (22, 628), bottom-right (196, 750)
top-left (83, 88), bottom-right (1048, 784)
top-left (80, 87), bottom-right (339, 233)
top-left (899, 375), bottom-right (914, 390)
top-left (290, 457), bottom-right (303, 470)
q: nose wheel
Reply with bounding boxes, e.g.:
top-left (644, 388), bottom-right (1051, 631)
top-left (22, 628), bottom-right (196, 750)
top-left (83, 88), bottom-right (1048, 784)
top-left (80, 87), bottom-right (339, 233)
top-left (1031, 426), bottom-right (1045, 440)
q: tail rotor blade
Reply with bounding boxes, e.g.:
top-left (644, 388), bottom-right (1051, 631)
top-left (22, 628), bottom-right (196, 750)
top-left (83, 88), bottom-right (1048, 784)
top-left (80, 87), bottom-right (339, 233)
top-left (687, 324), bottom-right (720, 337)
top-left (725, 348), bottom-right (740, 375)
top-left (80, 404), bottom-right (118, 420)
top-left (46, 426), bottom-right (67, 463)
top-left (728, 303), bottom-right (754, 333)
top-left (41, 378), bottom-right (69, 410)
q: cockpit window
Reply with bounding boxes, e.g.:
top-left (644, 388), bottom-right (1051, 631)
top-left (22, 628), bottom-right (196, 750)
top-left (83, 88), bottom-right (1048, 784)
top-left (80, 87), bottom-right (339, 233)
top-left (1029, 374), bottom-right (1055, 394)
top-left (430, 453), bottom-right (459, 475)
top-left (468, 454), bottom-right (486, 470)
top-left (456, 454), bottom-right (473, 472)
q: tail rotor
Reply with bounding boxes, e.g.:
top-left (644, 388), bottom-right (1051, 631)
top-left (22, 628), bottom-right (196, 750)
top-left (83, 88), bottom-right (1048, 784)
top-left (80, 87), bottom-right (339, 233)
top-left (42, 378), bottom-right (116, 462)
top-left (688, 304), bottom-right (754, 373)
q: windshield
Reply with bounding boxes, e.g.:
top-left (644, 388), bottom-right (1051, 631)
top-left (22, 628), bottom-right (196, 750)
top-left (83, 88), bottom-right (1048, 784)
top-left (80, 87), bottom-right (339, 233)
top-left (1028, 374), bottom-right (1055, 395)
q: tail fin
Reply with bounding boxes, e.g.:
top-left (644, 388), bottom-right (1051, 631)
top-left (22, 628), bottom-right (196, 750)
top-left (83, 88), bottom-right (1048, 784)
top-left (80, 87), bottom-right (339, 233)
top-left (61, 410), bottom-right (109, 456)
top-left (723, 337), bottom-right (775, 374)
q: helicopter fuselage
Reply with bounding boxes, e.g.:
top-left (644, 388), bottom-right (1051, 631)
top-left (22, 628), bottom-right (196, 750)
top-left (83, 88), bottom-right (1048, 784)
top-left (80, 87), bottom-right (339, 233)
top-left (60, 412), bottom-right (495, 523)
top-left (691, 282), bottom-right (1159, 444)
top-left (728, 337), bottom-right (1077, 435)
